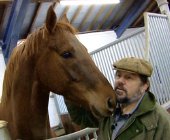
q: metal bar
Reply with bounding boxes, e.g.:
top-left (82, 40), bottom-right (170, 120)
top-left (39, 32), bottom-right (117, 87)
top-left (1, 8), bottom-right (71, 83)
top-left (90, 28), bottom-right (145, 55)
top-left (144, 12), bottom-right (170, 104)
top-left (144, 12), bottom-right (150, 60)
top-left (2, 0), bottom-right (19, 49)
top-left (2, 0), bottom-right (31, 63)
top-left (53, 93), bottom-right (63, 128)
top-left (48, 128), bottom-right (98, 140)
top-left (115, 0), bottom-right (150, 38)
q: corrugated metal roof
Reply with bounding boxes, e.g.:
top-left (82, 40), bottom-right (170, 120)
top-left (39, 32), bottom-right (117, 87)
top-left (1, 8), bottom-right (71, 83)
top-left (0, 0), bottom-right (165, 40)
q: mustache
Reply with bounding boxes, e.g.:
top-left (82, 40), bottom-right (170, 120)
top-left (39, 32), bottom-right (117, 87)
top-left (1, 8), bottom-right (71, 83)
top-left (114, 86), bottom-right (127, 92)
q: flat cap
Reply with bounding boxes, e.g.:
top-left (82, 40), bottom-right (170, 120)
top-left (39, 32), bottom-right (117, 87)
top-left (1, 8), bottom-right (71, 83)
top-left (113, 57), bottom-right (153, 77)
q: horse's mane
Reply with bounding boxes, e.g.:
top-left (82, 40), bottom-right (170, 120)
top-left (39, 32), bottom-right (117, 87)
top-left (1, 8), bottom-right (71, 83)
top-left (1, 22), bottom-right (76, 104)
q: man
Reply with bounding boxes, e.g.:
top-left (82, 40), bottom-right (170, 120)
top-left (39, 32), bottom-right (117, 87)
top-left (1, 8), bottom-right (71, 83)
top-left (66, 57), bottom-right (170, 140)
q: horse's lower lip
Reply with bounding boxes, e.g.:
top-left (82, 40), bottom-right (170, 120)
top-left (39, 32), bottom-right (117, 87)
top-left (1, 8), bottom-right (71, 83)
top-left (91, 106), bottom-right (113, 119)
top-left (91, 106), bottom-right (104, 119)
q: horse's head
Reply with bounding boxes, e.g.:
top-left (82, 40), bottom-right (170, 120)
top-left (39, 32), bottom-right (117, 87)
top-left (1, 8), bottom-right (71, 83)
top-left (35, 5), bottom-right (116, 118)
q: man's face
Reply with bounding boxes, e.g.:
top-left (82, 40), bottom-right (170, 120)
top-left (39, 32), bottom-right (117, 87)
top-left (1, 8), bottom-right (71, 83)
top-left (114, 70), bottom-right (148, 104)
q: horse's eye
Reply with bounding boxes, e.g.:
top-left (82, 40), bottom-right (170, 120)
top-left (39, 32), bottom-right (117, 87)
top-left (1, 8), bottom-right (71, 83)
top-left (62, 52), bottom-right (72, 58)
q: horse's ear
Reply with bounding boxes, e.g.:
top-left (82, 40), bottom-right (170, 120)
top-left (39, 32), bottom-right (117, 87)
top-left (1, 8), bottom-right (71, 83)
top-left (60, 14), bottom-right (70, 23)
top-left (45, 5), bottom-right (57, 33)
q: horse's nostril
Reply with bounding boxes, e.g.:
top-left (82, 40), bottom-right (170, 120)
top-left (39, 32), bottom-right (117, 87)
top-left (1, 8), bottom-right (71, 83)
top-left (107, 98), bottom-right (114, 109)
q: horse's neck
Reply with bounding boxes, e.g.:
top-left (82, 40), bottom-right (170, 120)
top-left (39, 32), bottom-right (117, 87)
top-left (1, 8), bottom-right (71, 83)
top-left (8, 60), bottom-right (50, 118)
top-left (4, 60), bottom-right (52, 139)
top-left (30, 81), bottom-right (51, 128)
top-left (28, 81), bottom-right (52, 137)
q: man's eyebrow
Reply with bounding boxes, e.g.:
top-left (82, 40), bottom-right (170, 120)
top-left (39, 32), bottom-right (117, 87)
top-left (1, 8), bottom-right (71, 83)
top-left (128, 73), bottom-right (139, 77)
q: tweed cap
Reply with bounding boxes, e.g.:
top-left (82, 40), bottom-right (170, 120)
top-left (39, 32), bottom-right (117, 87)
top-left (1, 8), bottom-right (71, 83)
top-left (113, 57), bottom-right (153, 77)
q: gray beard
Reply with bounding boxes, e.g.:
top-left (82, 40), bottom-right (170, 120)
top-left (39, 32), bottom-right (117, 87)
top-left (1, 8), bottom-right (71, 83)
top-left (117, 90), bottom-right (143, 105)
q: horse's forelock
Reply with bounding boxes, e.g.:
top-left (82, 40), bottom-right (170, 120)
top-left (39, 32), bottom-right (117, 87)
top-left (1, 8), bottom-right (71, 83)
top-left (55, 21), bottom-right (77, 35)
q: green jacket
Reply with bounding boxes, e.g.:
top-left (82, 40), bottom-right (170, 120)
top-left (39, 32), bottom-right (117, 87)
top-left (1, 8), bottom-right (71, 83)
top-left (66, 92), bottom-right (170, 140)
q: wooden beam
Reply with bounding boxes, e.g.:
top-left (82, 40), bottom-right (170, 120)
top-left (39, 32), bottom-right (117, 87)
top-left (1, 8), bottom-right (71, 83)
top-left (78, 5), bottom-right (94, 31)
top-left (70, 6), bottom-right (82, 24)
top-left (133, 1), bottom-right (156, 27)
top-left (60, 5), bottom-right (70, 18)
top-left (0, 4), bottom-right (8, 35)
top-left (96, 5), bottom-right (115, 30)
top-left (0, 0), bottom-right (12, 1)
top-left (29, 3), bottom-right (43, 32)
top-left (29, 2), bottom-right (54, 32)
top-left (87, 5), bottom-right (106, 31)
top-left (27, 3), bottom-right (41, 34)
top-left (115, 0), bottom-right (150, 38)
top-left (32, 0), bottom-right (60, 2)
top-left (2, 0), bottom-right (31, 63)
top-left (0, 0), bottom-right (12, 4)
top-left (107, 2), bottom-right (124, 30)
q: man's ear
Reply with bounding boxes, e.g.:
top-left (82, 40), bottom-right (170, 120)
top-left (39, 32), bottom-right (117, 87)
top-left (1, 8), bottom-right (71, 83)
top-left (142, 82), bottom-right (149, 92)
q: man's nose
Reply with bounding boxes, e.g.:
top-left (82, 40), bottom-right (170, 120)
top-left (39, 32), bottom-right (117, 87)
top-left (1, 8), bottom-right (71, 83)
top-left (116, 77), bottom-right (125, 84)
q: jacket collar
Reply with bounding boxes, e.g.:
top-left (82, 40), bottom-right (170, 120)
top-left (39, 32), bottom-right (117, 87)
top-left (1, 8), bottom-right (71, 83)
top-left (115, 92), bottom-right (157, 139)
top-left (133, 91), bottom-right (156, 117)
top-left (115, 92), bottom-right (156, 117)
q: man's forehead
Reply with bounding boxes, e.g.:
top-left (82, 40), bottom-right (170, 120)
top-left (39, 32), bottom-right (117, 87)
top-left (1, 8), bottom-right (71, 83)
top-left (116, 70), bottom-right (140, 76)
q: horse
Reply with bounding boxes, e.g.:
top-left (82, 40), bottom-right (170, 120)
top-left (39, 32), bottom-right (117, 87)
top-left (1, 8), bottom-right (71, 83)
top-left (0, 5), bottom-right (116, 140)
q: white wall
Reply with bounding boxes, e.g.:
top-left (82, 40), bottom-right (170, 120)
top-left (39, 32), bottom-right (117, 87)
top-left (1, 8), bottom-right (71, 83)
top-left (48, 93), bottom-right (61, 127)
top-left (77, 30), bottom-right (117, 52)
top-left (0, 49), bottom-right (5, 100)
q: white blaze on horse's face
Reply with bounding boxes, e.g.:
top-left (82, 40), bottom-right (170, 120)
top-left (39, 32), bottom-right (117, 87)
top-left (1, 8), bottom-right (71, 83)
top-left (36, 6), bottom-right (116, 118)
